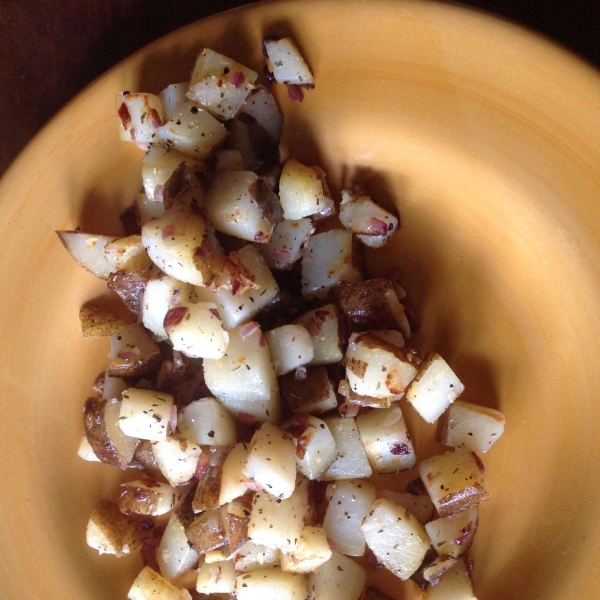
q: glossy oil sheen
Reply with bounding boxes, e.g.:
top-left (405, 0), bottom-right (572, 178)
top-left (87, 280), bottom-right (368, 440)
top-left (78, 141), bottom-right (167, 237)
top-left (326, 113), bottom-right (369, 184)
top-left (0, 1), bottom-right (599, 599)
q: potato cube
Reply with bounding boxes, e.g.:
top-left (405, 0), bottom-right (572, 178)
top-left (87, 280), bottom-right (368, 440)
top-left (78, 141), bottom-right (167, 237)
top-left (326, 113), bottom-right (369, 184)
top-left (265, 324), bottom-right (314, 375)
top-left (356, 406), bottom-right (416, 473)
top-left (406, 353), bottom-right (465, 423)
top-left (157, 513), bottom-right (200, 582)
top-left (233, 541), bottom-right (281, 572)
top-left (79, 304), bottom-right (127, 339)
top-left (243, 423), bottom-right (296, 499)
top-left (295, 305), bottom-right (343, 366)
top-left (322, 417), bottom-right (372, 481)
top-left (104, 235), bottom-right (153, 273)
top-left (361, 498), bottom-right (430, 580)
top-left (186, 507), bottom-right (229, 555)
top-left (301, 230), bottom-right (361, 300)
top-left (280, 526), bottom-right (332, 573)
top-left (419, 449), bottom-right (489, 517)
top-left (425, 507), bottom-right (479, 558)
top-left (116, 92), bottom-right (165, 146)
top-left (187, 48), bottom-right (258, 120)
top-left (436, 400), bottom-right (505, 453)
top-left (160, 82), bottom-right (187, 120)
top-left (215, 149), bottom-right (245, 172)
top-left (263, 38), bottom-right (314, 86)
top-left (259, 218), bottom-right (314, 270)
top-left (227, 499), bottom-right (250, 552)
top-left (219, 443), bottom-right (250, 505)
top-left (78, 434), bottom-right (100, 461)
top-left (86, 499), bottom-right (142, 557)
top-left (205, 547), bottom-right (230, 563)
top-left (136, 192), bottom-right (165, 225)
top-left (192, 461), bottom-right (223, 514)
top-left (236, 567), bottom-right (307, 600)
top-left (278, 158), bottom-right (324, 220)
top-left (378, 490), bottom-right (435, 524)
top-left (323, 480), bottom-right (377, 556)
top-left (119, 388), bottom-right (173, 442)
top-left (279, 367), bottom-right (338, 415)
top-left (56, 231), bottom-right (117, 279)
top-left (422, 558), bottom-right (476, 600)
top-left (241, 87), bottom-right (283, 142)
top-left (178, 397), bottom-right (237, 447)
top-left (102, 375), bottom-right (128, 400)
top-left (128, 567), bottom-right (191, 600)
top-left (119, 479), bottom-right (183, 516)
top-left (151, 435), bottom-right (203, 486)
top-left (196, 559), bottom-right (237, 595)
top-left (107, 323), bottom-right (162, 378)
top-left (307, 551), bottom-right (366, 600)
top-left (422, 556), bottom-right (459, 586)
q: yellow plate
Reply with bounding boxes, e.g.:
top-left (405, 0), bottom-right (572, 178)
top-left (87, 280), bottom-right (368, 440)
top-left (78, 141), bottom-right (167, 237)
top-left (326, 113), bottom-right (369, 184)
top-left (1, 1), bottom-right (599, 598)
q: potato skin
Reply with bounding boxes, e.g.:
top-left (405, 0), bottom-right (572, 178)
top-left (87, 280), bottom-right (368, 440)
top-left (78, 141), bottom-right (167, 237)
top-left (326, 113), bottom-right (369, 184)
top-left (83, 397), bottom-right (128, 469)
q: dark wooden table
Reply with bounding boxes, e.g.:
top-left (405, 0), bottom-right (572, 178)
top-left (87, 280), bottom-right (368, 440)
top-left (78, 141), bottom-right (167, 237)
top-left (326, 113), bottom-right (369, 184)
top-left (1, 0), bottom-right (598, 176)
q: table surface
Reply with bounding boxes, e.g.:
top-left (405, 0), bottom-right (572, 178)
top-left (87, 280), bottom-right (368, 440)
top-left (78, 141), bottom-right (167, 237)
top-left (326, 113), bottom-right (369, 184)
top-left (0, 0), bottom-right (598, 176)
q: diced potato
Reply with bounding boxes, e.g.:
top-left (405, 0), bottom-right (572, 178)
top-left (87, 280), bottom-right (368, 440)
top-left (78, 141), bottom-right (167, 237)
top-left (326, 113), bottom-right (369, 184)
top-left (425, 507), bottom-right (479, 558)
top-left (157, 513), bottom-right (200, 582)
top-left (219, 443), bottom-right (250, 505)
top-left (422, 556), bottom-right (459, 586)
top-left (281, 415), bottom-right (337, 480)
top-left (301, 230), bottom-right (361, 300)
top-left (107, 323), bottom-right (162, 378)
top-left (205, 547), bottom-right (230, 563)
top-left (226, 115), bottom-right (275, 172)
top-left (436, 400), bottom-right (505, 453)
top-left (361, 499), bottom-right (430, 580)
top-left (213, 246), bottom-right (279, 329)
top-left (179, 397), bottom-right (237, 447)
top-left (86, 499), bottom-right (142, 557)
top-left (422, 558), bottom-right (476, 600)
top-left (405, 353), bottom-right (465, 423)
top-left (193, 460), bottom-right (223, 514)
top-left (280, 526), bottom-right (332, 573)
top-left (157, 100), bottom-right (226, 159)
top-left (204, 322), bottom-right (280, 424)
top-left (419, 449), bottom-right (489, 517)
top-left (215, 149), bottom-right (245, 172)
top-left (186, 507), bottom-right (229, 555)
top-left (236, 567), bottom-right (307, 600)
top-left (141, 201), bottom-right (226, 287)
top-left (159, 82), bottom-right (187, 120)
top-left (241, 87), bottom-right (283, 142)
top-left (322, 417), bottom-right (372, 481)
top-left (78, 434), bottom-right (100, 461)
top-left (307, 551), bottom-right (366, 600)
top-left (196, 559), bottom-right (237, 595)
top-left (279, 367), bottom-right (338, 415)
top-left (136, 192), bottom-right (165, 225)
top-left (119, 479), bottom-right (183, 516)
top-left (227, 499), bottom-right (250, 552)
top-left (187, 48), bottom-right (258, 120)
top-left (142, 274), bottom-right (192, 341)
top-left (265, 324), bottom-right (314, 375)
top-left (79, 304), bottom-right (127, 338)
top-left (278, 158), bottom-right (325, 220)
top-left (119, 388), bottom-right (173, 442)
top-left (128, 567), bottom-right (191, 600)
top-left (323, 479), bottom-right (376, 556)
top-left (263, 38), bottom-right (314, 86)
top-left (56, 231), bottom-right (117, 279)
top-left (295, 305), bottom-right (343, 366)
top-left (116, 92), bottom-right (165, 146)
top-left (152, 435), bottom-right (203, 486)
top-left (104, 235), bottom-right (153, 273)
top-left (378, 490), bottom-right (435, 524)
top-left (356, 406), bottom-right (416, 473)
top-left (243, 423), bottom-right (296, 499)
top-left (344, 332), bottom-right (418, 401)
top-left (339, 190), bottom-right (398, 248)
top-left (233, 541), bottom-right (281, 572)
top-left (102, 375), bottom-right (128, 400)
top-left (259, 218), bottom-right (314, 270)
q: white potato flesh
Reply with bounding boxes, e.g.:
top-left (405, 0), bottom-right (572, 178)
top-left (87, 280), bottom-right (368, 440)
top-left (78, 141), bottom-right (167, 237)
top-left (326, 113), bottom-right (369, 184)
top-left (128, 567), bottom-right (191, 600)
top-left (437, 400), bottom-right (505, 453)
top-left (213, 246), bottom-right (279, 329)
top-left (280, 526), bottom-right (332, 573)
top-left (187, 48), bottom-right (258, 121)
top-left (119, 480), bottom-right (182, 517)
top-left (244, 423), bottom-right (296, 499)
top-left (104, 235), bottom-right (152, 272)
top-left (279, 158), bottom-right (325, 220)
top-left (207, 171), bottom-right (275, 242)
top-left (165, 301), bottom-right (229, 359)
top-left (307, 551), bottom-right (366, 600)
top-left (234, 541), bottom-right (281, 572)
top-left (142, 275), bottom-right (192, 341)
top-left (259, 218), bottom-right (314, 270)
top-left (86, 500), bottom-right (141, 557)
top-left (344, 332), bottom-right (417, 399)
top-left (237, 568), bottom-right (306, 600)
top-left (141, 201), bottom-right (225, 287)
top-left (205, 547), bottom-right (229, 563)
top-left (418, 449), bottom-right (489, 517)
top-left (302, 230), bottom-right (361, 300)
top-left (103, 398), bottom-right (140, 463)
top-left (157, 513), bottom-right (200, 582)
top-left (263, 38), bottom-right (314, 86)
top-left (406, 353), bottom-right (465, 423)
top-left (219, 442), bottom-right (249, 504)
top-left (241, 88), bottom-right (283, 141)
top-left (378, 490), bottom-right (435, 524)
top-left (119, 389), bottom-right (173, 442)
top-left (425, 507), bottom-right (479, 558)
top-left (422, 558), bottom-right (476, 600)
top-left (203, 323), bottom-right (280, 424)
top-left (102, 375), bottom-right (128, 400)
top-left (265, 325), bottom-right (314, 375)
top-left (356, 406), bottom-right (416, 473)
top-left (196, 559), bottom-right (237, 595)
top-left (116, 92), bottom-right (165, 146)
top-left (295, 305), bottom-right (343, 366)
top-left (56, 231), bottom-right (117, 279)
top-left (78, 434), bottom-right (100, 462)
top-left (323, 480), bottom-right (377, 556)
top-left (361, 498), bottom-right (430, 580)
top-left (152, 435), bottom-right (203, 486)
top-left (159, 82), bottom-right (187, 120)
top-left (282, 416), bottom-right (337, 480)
top-left (157, 100), bottom-right (227, 159)
top-left (108, 323), bottom-right (161, 378)
top-left (322, 417), bottom-right (372, 481)
top-left (136, 192), bottom-right (165, 225)
top-left (178, 397), bottom-right (237, 447)
top-left (339, 190), bottom-right (398, 248)
top-left (215, 149), bottom-right (245, 172)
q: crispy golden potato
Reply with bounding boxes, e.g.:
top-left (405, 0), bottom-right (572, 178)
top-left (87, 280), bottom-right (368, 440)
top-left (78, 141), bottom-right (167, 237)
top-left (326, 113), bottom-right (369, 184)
top-left (79, 304), bottom-right (128, 338)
